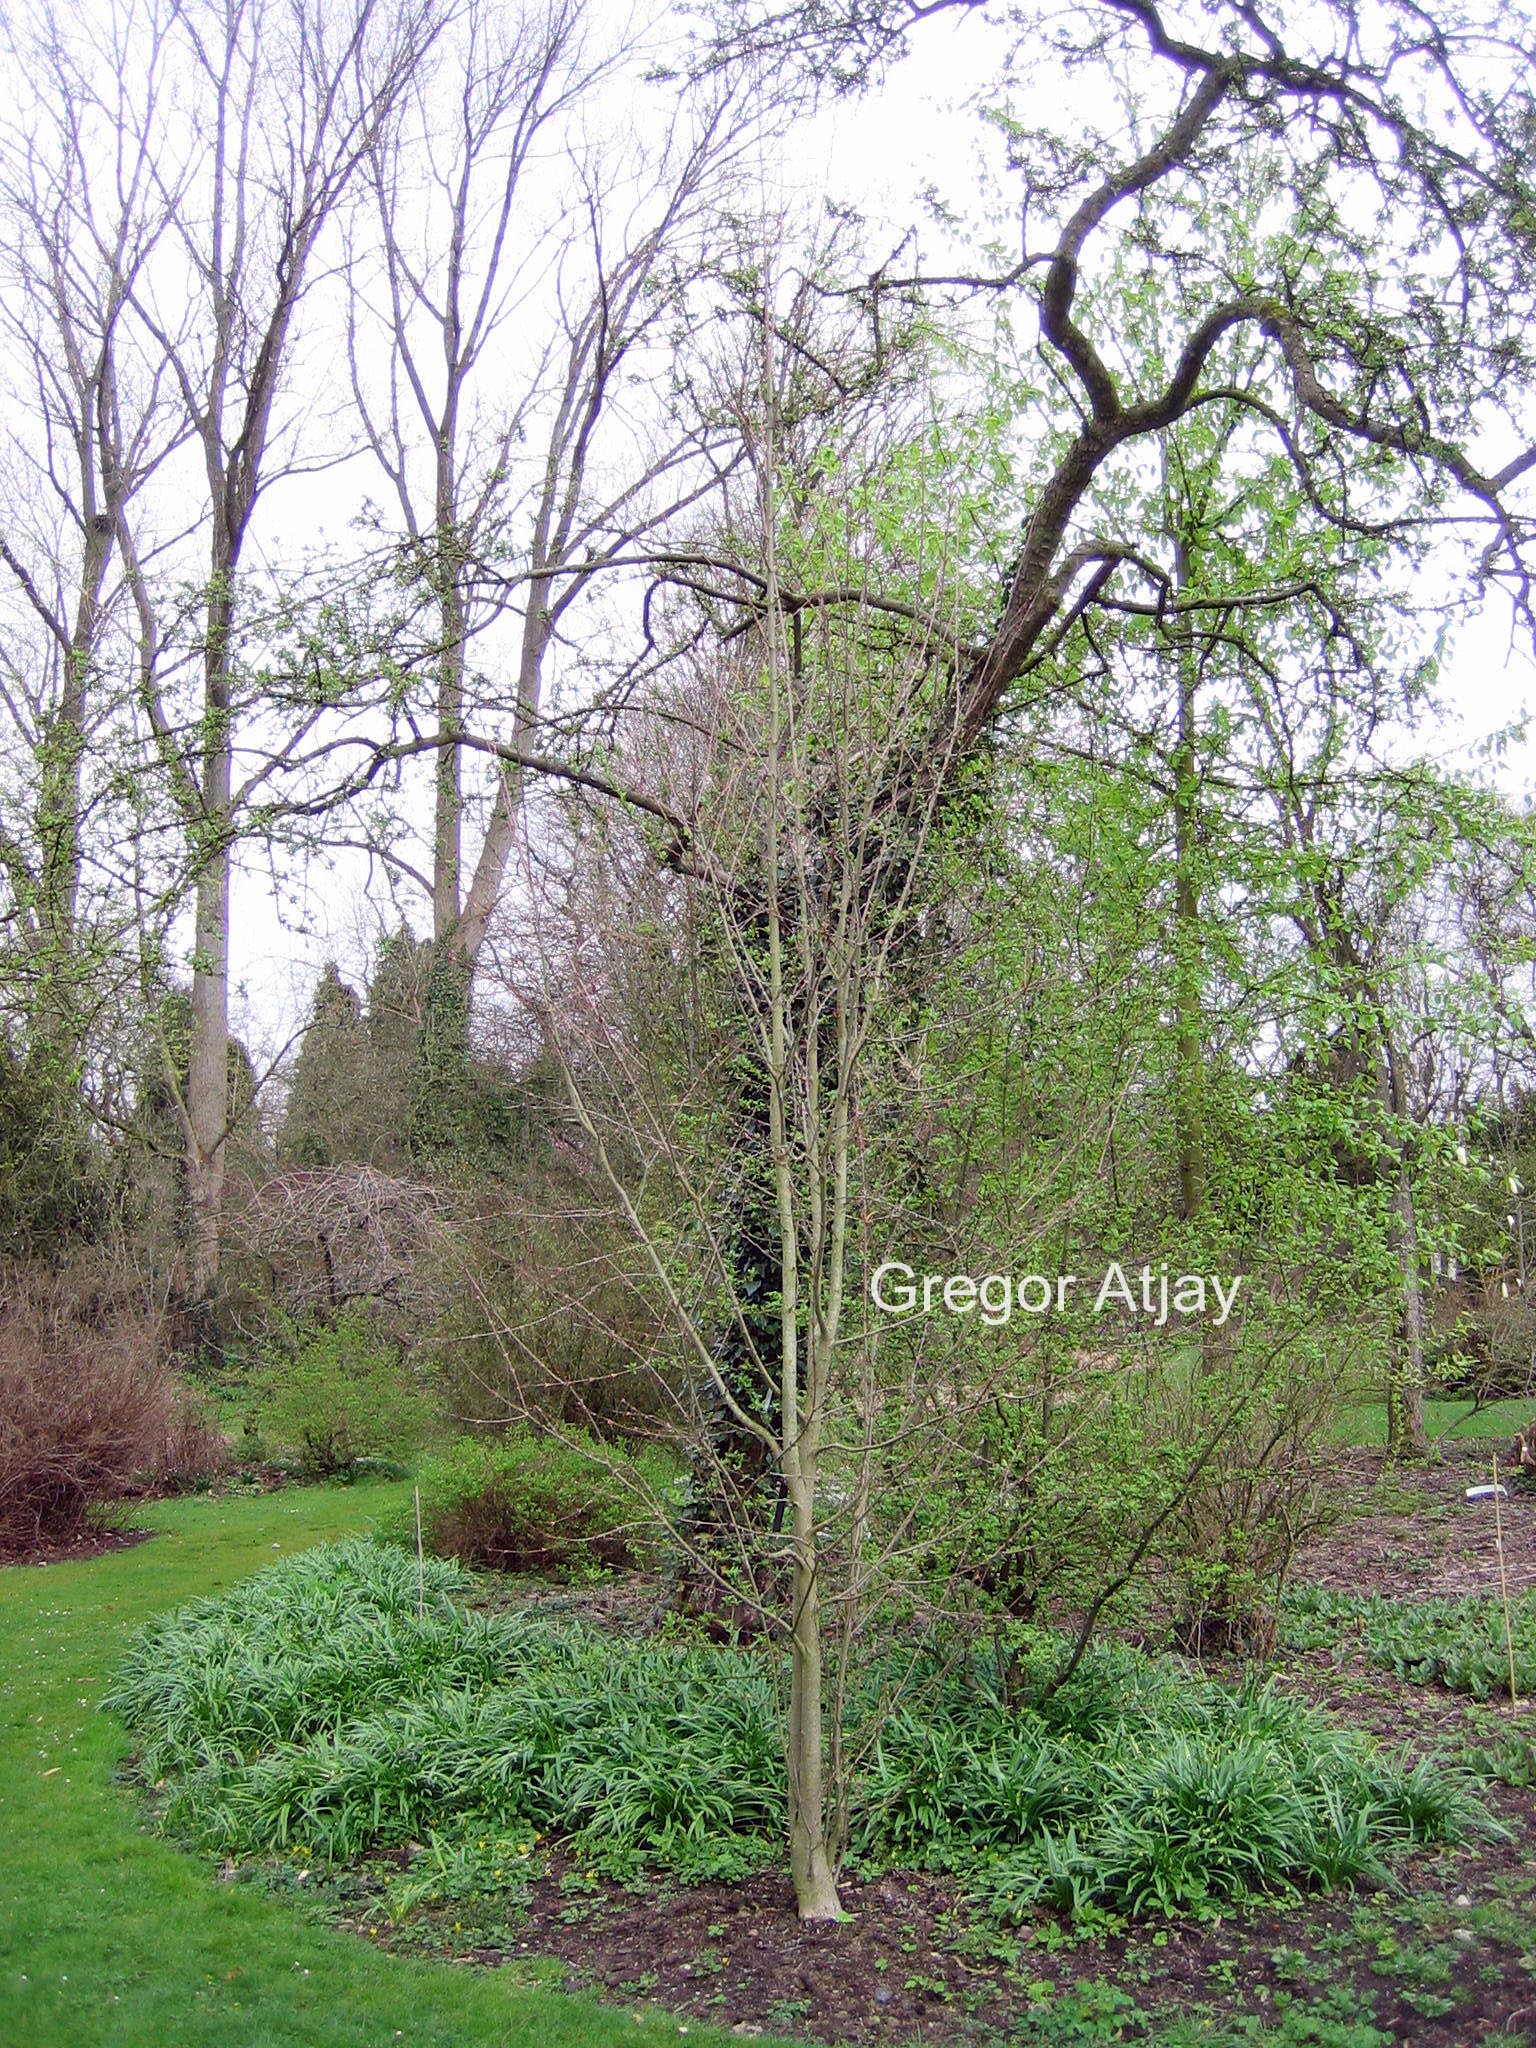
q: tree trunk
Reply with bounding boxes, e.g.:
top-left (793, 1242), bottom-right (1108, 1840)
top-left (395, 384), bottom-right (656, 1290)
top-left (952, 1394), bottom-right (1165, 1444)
top-left (785, 1474), bottom-right (842, 1920)
top-left (184, 581), bottom-right (234, 1316)
top-left (1381, 1032), bottom-right (1430, 1460)
top-left (1385, 1156), bottom-right (1430, 1458)
top-left (1171, 536), bottom-right (1205, 1224)
top-left (432, 618), bottom-right (465, 942)
top-left (456, 583), bottom-right (550, 969)
top-left (31, 511), bottom-right (114, 1074)
top-left (419, 521), bottom-right (475, 1158)
top-left (431, 443), bottom-right (465, 945)
top-left (185, 829), bottom-right (231, 1309)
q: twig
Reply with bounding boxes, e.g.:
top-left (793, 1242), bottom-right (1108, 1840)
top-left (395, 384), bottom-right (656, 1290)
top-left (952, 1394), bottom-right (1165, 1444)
top-left (414, 1484), bottom-right (425, 1623)
top-left (1494, 1455), bottom-right (1518, 1705)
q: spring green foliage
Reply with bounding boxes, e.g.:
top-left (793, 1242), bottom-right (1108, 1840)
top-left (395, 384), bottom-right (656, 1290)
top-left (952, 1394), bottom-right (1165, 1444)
top-left (1284, 1587), bottom-right (1536, 1700)
top-left (394, 1430), bottom-right (677, 1576)
top-left (108, 1541), bottom-right (1494, 1922)
top-left (108, 1540), bottom-right (785, 1879)
top-left (107, 1539), bottom-right (488, 1777)
top-left (857, 1635), bottom-right (1488, 1924)
top-left (1463, 1729), bottom-right (1536, 1787)
top-left (1006, 1981), bottom-right (1394, 2047)
top-left (1, 1484), bottom-right (751, 2048)
top-left (255, 1314), bottom-right (429, 1477)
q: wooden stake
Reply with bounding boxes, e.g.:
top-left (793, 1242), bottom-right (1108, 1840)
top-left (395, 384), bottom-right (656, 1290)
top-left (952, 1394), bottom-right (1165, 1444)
top-left (1493, 1456), bottom-right (1518, 1706)
top-left (414, 1483), bottom-right (425, 1622)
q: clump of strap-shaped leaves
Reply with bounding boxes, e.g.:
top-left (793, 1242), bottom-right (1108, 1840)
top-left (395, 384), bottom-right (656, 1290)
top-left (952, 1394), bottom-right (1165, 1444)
top-left (107, 1541), bottom-right (1497, 1921)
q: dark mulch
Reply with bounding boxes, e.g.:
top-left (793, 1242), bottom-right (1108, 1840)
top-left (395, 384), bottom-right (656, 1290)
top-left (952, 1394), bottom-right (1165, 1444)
top-left (2, 1522), bottom-right (154, 1569)
top-left (415, 1780), bottom-right (1533, 2048)
top-left (1296, 1442), bottom-right (1536, 1600)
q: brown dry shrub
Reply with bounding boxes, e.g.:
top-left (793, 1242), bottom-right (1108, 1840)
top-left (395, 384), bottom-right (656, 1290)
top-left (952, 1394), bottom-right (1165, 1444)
top-left (0, 1268), bottom-right (226, 1554)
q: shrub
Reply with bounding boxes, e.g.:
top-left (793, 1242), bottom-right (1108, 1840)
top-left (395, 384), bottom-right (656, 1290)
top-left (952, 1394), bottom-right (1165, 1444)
top-left (255, 1312), bottom-right (430, 1477)
top-left (1156, 1312), bottom-right (1358, 1658)
top-left (402, 1428), bottom-right (674, 1575)
top-left (901, 1349), bottom-right (1191, 1630)
top-left (109, 1540), bottom-right (1498, 1916)
top-left (0, 1266), bottom-right (225, 1553)
top-left (422, 1197), bottom-right (677, 1439)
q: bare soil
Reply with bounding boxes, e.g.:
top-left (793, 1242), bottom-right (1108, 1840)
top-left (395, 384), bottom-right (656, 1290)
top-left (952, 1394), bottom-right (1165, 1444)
top-left (1295, 1443), bottom-right (1536, 1600)
top-left (3, 1522), bottom-right (154, 1568)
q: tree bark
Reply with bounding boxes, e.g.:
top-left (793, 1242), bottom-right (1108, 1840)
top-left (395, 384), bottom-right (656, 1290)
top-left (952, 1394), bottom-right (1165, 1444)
top-left (185, 566), bottom-right (235, 1313)
top-left (186, 843), bottom-right (231, 1304)
top-left (1381, 1033), bottom-right (1430, 1459)
top-left (431, 510), bottom-right (466, 944)
top-left (786, 1477), bottom-right (842, 1920)
top-left (1170, 533), bottom-right (1205, 1225)
top-left (155, 0), bottom-right (429, 1302)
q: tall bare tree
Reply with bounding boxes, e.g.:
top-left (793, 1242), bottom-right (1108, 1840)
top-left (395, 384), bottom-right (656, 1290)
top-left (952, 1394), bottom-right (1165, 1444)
top-left (347, 0), bottom-right (759, 1089)
top-left (114, 0), bottom-right (436, 1313)
top-left (0, 0), bottom-right (185, 1077)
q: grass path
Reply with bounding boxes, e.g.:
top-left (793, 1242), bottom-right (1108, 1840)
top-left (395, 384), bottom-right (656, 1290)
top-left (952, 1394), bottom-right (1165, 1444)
top-left (1335, 1395), bottom-right (1533, 1446)
top-left (0, 1484), bottom-right (786, 2048)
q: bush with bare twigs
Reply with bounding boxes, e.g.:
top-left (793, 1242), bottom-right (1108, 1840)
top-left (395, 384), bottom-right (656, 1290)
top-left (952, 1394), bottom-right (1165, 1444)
top-left (0, 1268), bottom-right (226, 1554)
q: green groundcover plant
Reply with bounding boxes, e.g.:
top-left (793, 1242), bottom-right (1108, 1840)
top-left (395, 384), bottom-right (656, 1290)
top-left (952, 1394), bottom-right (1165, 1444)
top-left (107, 1541), bottom-right (1497, 1926)
top-left (1283, 1587), bottom-right (1536, 1701)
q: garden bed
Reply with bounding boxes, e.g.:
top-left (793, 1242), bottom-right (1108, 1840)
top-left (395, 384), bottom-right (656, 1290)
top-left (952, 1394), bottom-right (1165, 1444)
top-left (103, 1457), bottom-right (1536, 2046)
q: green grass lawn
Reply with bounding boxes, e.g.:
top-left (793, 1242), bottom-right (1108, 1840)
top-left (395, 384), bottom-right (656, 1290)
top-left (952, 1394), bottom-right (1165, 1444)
top-left (0, 1483), bottom-right (790, 2048)
top-left (1335, 1394), bottom-right (1534, 1447)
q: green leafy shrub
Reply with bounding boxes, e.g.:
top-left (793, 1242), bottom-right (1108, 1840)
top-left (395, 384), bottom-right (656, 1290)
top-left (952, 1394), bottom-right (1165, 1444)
top-left (895, 1344), bottom-right (1192, 1633)
top-left (1283, 1586), bottom-right (1536, 1701)
top-left (255, 1313), bottom-right (429, 1477)
top-left (109, 1540), bottom-right (1497, 1918)
top-left (399, 1429), bottom-right (675, 1575)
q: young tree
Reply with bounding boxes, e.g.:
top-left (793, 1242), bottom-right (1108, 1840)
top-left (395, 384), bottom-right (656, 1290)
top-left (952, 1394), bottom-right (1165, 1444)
top-left (499, 309), bottom-right (982, 1915)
